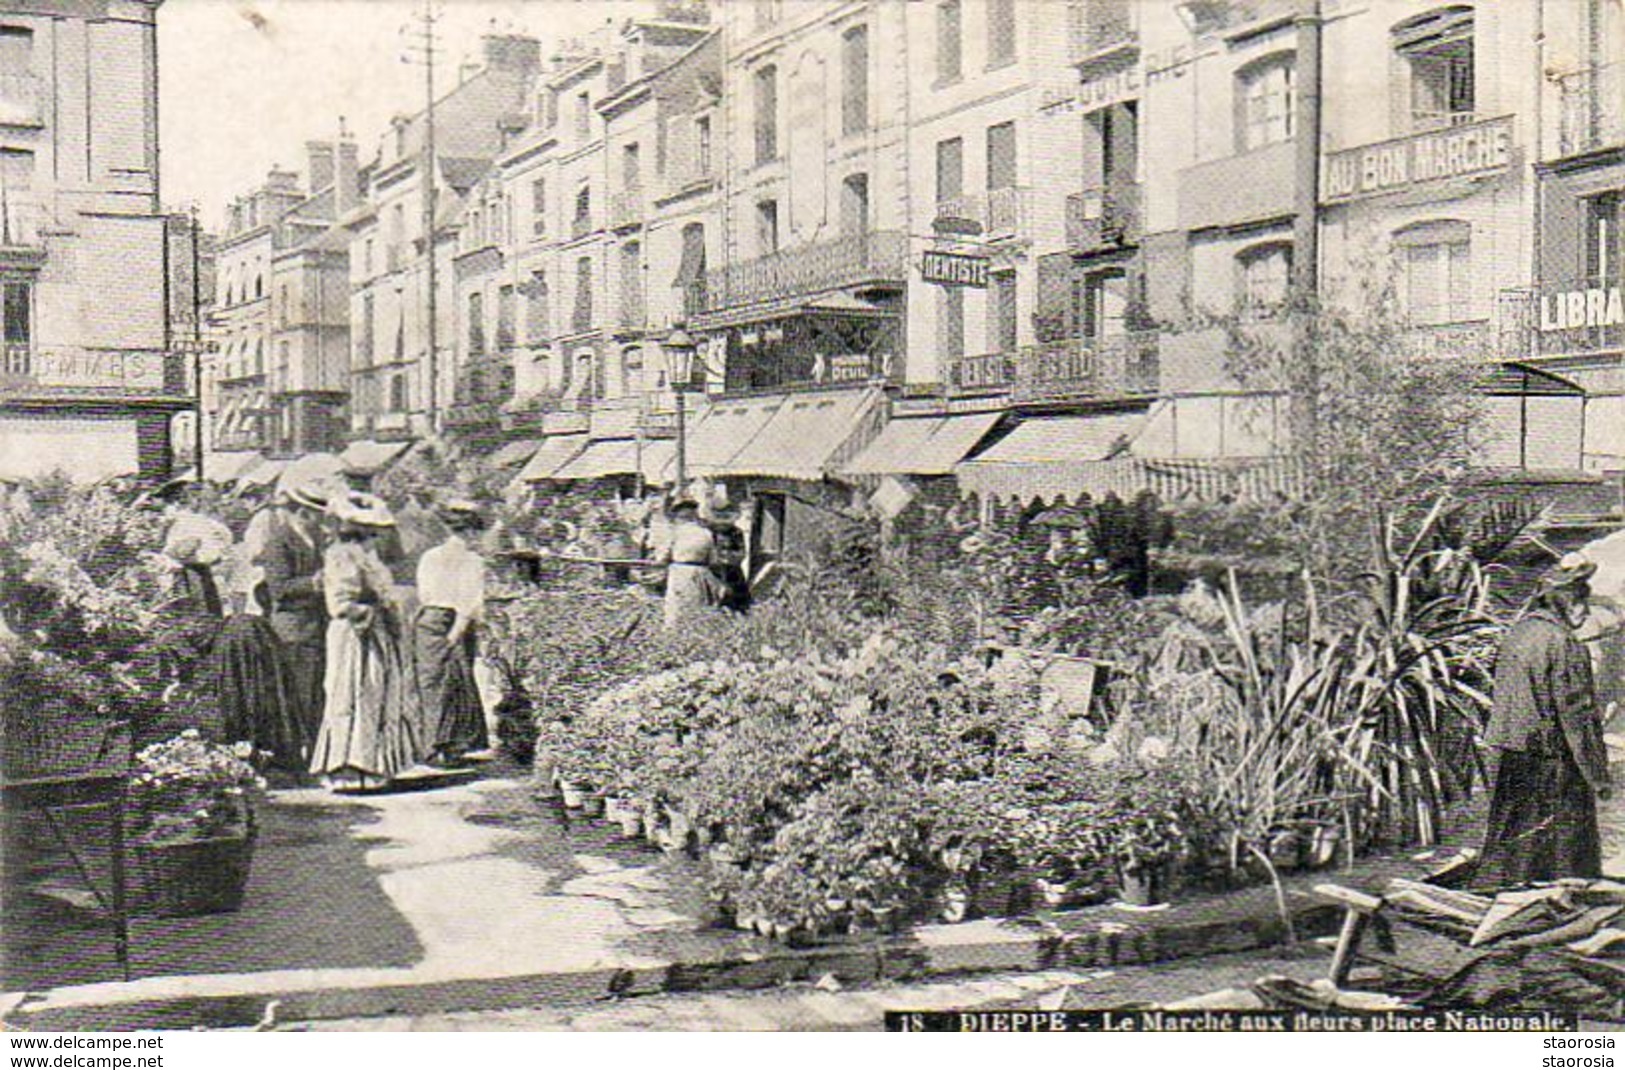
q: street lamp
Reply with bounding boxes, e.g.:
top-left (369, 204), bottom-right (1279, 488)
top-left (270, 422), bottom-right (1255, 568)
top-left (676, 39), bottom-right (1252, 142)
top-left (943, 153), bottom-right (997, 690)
top-left (663, 324), bottom-right (699, 494)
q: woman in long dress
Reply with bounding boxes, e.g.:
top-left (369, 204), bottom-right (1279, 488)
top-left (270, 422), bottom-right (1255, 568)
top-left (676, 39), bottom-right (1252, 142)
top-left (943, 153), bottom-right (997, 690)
top-left (309, 493), bottom-right (423, 789)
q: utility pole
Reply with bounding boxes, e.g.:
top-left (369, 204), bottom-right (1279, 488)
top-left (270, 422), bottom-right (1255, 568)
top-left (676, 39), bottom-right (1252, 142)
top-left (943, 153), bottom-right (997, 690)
top-left (190, 204), bottom-right (206, 479)
top-left (1289, 0), bottom-right (1323, 457)
top-left (404, 2), bottom-right (441, 435)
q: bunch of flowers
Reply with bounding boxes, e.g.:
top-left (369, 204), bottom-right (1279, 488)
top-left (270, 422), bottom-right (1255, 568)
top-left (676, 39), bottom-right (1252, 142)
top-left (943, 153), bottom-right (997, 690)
top-left (128, 730), bottom-right (265, 846)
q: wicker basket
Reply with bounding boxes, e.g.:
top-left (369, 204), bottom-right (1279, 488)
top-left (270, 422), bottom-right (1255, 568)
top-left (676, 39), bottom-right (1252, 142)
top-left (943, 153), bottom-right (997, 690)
top-left (128, 832), bottom-right (256, 918)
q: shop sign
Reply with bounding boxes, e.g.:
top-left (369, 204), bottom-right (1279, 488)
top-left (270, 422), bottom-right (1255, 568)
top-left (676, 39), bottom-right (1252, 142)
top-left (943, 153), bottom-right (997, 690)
top-left (23, 347), bottom-right (167, 390)
top-left (1539, 285), bottom-right (1625, 331)
top-left (921, 250), bottom-right (990, 289)
top-left (1321, 116), bottom-right (1513, 205)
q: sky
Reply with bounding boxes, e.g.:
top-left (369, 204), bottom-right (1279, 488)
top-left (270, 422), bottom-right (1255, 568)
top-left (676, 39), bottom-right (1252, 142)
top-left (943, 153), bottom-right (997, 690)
top-left (158, 0), bottom-right (653, 229)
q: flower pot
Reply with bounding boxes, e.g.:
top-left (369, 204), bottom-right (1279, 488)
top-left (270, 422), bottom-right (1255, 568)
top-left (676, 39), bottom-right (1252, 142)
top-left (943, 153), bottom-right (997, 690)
top-left (559, 781), bottom-right (586, 809)
top-left (1308, 824), bottom-right (1342, 869)
top-left (129, 832), bottom-right (255, 918)
top-left (609, 799), bottom-right (644, 839)
top-left (769, 920), bottom-right (790, 942)
top-left (643, 800), bottom-right (664, 846)
top-left (1118, 864), bottom-right (1169, 908)
top-left (939, 885), bottom-right (970, 924)
top-left (663, 808), bottom-right (693, 854)
top-left (581, 792), bottom-right (606, 818)
top-left (753, 916), bottom-right (773, 938)
top-left (532, 752), bottom-right (560, 800)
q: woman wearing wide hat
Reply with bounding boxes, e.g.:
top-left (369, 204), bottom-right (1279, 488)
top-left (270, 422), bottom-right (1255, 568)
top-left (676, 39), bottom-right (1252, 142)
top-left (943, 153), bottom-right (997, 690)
top-left (1477, 554), bottom-right (1612, 887)
top-left (309, 492), bottom-right (424, 789)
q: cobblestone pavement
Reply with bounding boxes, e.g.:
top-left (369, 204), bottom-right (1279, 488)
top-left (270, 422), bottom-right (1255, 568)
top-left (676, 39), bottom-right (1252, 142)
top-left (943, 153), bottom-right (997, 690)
top-left (287, 946), bottom-right (1331, 1032)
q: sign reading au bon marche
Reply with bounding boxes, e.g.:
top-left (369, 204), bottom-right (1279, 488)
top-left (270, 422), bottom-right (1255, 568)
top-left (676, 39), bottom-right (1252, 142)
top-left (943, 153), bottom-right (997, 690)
top-left (921, 249), bottom-right (990, 289)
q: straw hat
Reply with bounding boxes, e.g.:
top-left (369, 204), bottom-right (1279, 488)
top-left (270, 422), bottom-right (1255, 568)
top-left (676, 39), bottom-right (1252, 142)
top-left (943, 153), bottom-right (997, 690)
top-left (1537, 552), bottom-right (1597, 596)
top-left (434, 497), bottom-right (486, 528)
top-left (328, 491), bottom-right (396, 530)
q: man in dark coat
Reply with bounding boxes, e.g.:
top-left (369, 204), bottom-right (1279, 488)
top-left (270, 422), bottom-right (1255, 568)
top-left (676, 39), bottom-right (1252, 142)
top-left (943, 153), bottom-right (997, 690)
top-left (1477, 555), bottom-right (1612, 888)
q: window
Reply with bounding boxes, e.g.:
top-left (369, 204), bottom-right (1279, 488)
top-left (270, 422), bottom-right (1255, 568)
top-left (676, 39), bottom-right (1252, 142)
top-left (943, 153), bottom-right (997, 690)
top-left (1088, 102), bottom-right (1139, 186)
top-left (497, 284), bottom-right (516, 350)
top-left (574, 185), bottom-right (592, 236)
top-left (573, 255), bottom-right (594, 333)
top-left (753, 65), bottom-right (778, 165)
top-left (468, 291), bottom-right (486, 355)
top-left (389, 373), bottom-right (407, 413)
top-left (756, 200), bottom-right (779, 256)
top-left (937, 0), bottom-right (962, 83)
top-left (936, 137), bottom-right (964, 205)
top-left (754, 0), bottom-right (782, 30)
top-left (620, 241), bottom-right (644, 328)
top-left (575, 92), bottom-right (592, 140)
top-left (1235, 53), bottom-right (1296, 151)
top-left (364, 239), bottom-right (374, 276)
top-left (1395, 221), bottom-right (1470, 326)
top-left (990, 270), bottom-right (1018, 353)
top-left (1082, 269), bottom-right (1128, 340)
top-left (278, 285), bottom-right (290, 327)
top-left (3, 279), bottom-right (30, 371)
top-left (545, 88), bottom-right (560, 129)
top-left (394, 302), bottom-right (406, 360)
top-left (1394, 7), bottom-right (1475, 131)
top-left (1236, 242), bottom-right (1292, 316)
top-left (623, 142), bottom-right (641, 190)
top-left (358, 294), bottom-right (374, 361)
top-left (526, 272), bottom-right (551, 344)
top-left (0, 27), bottom-right (33, 79)
top-left (841, 25), bottom-right (869, 136)
top-left (1585, 193), bottom-right (1622, 285)
top-left (531, 178), bottom-right (547, 236)
top-left (390, 204), bottom-right (406, 268)
top-left (841, 173), bottom-right (870, 236)
top-left (987, 0), bottom-right (1016, 67)
top-left (987, 121), bottom-right (1017, 191)
top-left (940, 286), bottom-right (965, 359)
top-left (254, 339), bottom-right (264, 375)
top-left (254, 275), bottom-right (263, 300)
top-left (676, 223), bottom-right (708, 316)
top-left (697, 116), bottom-right (713, 175)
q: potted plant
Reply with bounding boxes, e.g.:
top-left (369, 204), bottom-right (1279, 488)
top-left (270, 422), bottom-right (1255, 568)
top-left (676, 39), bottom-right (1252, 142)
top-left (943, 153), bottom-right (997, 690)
top-left (126, 731), bottom-right (264, 918)
top-left (1113, 810), bottom-right (1185, 908)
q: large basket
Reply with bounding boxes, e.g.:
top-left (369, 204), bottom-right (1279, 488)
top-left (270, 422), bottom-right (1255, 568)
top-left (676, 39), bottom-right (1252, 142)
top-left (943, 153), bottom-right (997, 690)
top-left (127, 832), bottom-right (256, 918)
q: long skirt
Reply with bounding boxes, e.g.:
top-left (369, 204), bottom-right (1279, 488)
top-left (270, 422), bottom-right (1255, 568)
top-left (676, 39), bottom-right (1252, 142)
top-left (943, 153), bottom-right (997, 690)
top-left (1476, 745), bottom-right (1601, 890)
top-left (269, 609), bottom-right (327, 745)
top-left (664, 563), bottom-right (721, 629)
top-left (309, 613), bottom-right (423, 780)
top-left (212, 615), bottom-right (308, 770)
top-left (415, 606), bottom-right (488, 760)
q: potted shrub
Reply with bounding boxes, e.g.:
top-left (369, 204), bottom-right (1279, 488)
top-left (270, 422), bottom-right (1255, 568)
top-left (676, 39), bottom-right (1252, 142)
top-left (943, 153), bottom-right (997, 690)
top-left (126, 731), bottom-right (264, 918)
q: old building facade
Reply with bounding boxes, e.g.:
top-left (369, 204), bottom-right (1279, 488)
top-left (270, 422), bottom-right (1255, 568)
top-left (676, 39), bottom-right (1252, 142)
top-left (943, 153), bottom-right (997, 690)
top-left (0, 0), bottom-right (180, 483)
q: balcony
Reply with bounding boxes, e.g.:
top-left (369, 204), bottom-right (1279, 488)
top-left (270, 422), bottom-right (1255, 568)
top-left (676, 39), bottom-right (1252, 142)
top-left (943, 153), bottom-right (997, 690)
top-left (1069, 1), bottom-right (1137, 65)
top-left (609, 186), bottom-right (645, 231)
top-left (934, 190), bottom-right (1031, 241)
top-left (1066, 179), bottom-right (1141, 253)
top-left (0, 73), bottom-right (42, 127)
top-left (1558, 63), bottom-right (1625, 158)
top-left (1409, 109), bottom-right (1483, 134)
top-left (702, 231), bottom-right (908, 312)
top-left (570, 211), bottom-right (594, 242)
top-left (946, 331), bottom-right (1160, 402)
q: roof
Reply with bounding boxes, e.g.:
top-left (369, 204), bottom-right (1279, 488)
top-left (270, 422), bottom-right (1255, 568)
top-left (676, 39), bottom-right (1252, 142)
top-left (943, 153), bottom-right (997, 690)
top-left (439, 156), bottom-right (491, 194)
top-left (517, 433), bottom-right (589, 482)
top-left (843, 412), bottom-right (1002, 477)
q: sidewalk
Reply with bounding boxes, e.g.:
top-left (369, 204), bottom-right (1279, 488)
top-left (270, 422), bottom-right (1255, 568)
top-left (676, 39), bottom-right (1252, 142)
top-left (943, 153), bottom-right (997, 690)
top-left (2, 769), bottom-right (1440, 1031)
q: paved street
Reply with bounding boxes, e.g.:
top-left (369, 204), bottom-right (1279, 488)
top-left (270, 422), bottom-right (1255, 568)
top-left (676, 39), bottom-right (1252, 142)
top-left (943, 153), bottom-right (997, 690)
top-left (288, 947), bottom-right (1331, 1032)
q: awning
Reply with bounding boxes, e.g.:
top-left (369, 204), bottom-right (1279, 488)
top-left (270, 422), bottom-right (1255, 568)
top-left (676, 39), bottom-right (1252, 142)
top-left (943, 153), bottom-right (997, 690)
top-left (517, 433), bottom-right (588, 482)
top-left (196, 450), bottom-right (265, 484)
top-left (640, 438), bottom-right (677, 485)
top-left (486, 438), bottom-right (545, 469)
top-left (726, 388), bottom-right (886, 480)
top-left (954, 413), bottom-right (1147, 503)
top-left (682, 394), bottom-right (786, 477)
top-left (341, 439), bottom-right (413, 476)
top-left (844, 412), bottom-right (1002, 477)
top-left (552, 438), bottom-right (641, 481)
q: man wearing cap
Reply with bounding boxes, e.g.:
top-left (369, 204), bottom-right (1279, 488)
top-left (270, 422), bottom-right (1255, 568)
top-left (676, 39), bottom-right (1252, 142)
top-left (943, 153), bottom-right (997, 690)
top-left (1478, 555), bottom-right (1612, 887)
top-left (414, 499), bottom-right (492, 765)
top-left (244, 473), bottom-right (341, 743)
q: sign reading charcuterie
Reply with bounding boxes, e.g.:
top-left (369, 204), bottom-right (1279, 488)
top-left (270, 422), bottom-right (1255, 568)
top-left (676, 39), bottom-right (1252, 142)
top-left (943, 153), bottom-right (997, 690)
top-left (921, 250), bottom-right (990, 289)
top-left (1321, 116), bottom-right (1513, 204)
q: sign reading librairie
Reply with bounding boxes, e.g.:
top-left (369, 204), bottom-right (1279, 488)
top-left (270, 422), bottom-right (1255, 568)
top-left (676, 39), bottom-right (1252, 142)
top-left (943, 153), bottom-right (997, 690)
top-left (921, 250), bottom-right (990, 289)
top-left (1321, 116), bottom-right (1513, 205)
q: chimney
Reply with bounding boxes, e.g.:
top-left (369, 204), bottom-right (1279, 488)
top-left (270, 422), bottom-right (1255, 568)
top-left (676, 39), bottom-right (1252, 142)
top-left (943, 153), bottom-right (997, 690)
top-left (335, 134), bottom-right (360, 213)
top-left (266, 166), bottom-right (300, 193)
top-left (306, 141), bottom-right (335, 192)
top-left (482, 33), bottom-right (541, 76)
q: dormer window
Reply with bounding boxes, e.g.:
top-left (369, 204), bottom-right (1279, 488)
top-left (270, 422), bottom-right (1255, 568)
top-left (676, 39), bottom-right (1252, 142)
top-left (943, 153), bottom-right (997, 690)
top-left (1393, 7), bottom-right (1475, 132)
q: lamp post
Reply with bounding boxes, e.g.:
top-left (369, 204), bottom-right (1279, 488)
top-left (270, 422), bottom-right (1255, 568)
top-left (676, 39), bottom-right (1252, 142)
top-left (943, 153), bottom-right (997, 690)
top-left (663, 324), bottom-right (698, 495)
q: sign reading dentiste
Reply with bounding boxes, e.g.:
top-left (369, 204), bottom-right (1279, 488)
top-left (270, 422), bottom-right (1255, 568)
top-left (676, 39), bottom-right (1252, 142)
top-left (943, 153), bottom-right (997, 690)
top-left (921, 250), bottom-right (990, 289)
top-left (1321, 116), bottom-right (1513, 204)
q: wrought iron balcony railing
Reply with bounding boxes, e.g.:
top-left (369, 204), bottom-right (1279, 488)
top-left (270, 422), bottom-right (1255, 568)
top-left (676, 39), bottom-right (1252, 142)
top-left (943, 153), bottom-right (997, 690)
top-left (934, 190), bottom-right (1030, 240)
top-left (701, 231), bottom-right (908, 311)
top-left (1515, 276), bottom-right (1625, 359)
top-left (1066, 179), bottom-right (1141, 252)
top-left (1558, 63), bottom-right (1625, 157)
top-left (1402, 319), bottom-right (1492, 362)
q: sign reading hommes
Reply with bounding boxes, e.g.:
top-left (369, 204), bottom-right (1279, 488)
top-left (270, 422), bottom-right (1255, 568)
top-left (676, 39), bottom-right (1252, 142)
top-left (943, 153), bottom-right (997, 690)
top-left (2, 346), bottom-right (168, 391)
top-left (1321, 116), bottom-right (1513, 204)
top-left (921, 250), bottom-right (990, 288)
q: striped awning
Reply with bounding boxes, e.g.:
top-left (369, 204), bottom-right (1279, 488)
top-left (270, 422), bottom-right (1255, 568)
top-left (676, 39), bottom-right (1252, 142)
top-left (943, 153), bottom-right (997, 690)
top-left (682, 395), bottom-right (785, 477)
top-left (552, 438), bottom-right (641, 482)
top-left (340, 439), bottom-right (413, 476)
top-left (517, 433), bottom-right (588, 483)
top-left (844, 412), bottom-right (1002, 477)
top-left (958, 451), bottom-right (1305, 505)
